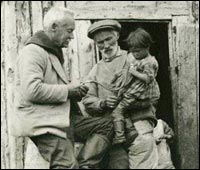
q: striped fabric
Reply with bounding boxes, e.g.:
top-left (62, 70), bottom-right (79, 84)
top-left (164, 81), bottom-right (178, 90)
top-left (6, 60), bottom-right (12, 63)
top-left (115, 54), bottom-right (160, 109)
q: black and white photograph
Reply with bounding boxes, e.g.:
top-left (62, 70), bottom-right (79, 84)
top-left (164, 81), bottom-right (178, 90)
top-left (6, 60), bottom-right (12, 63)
top-left (1, 1), bottom-right (199, 169)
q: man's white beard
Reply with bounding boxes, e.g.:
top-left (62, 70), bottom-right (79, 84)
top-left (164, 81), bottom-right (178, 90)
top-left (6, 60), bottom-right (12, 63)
top-left (100, 43), bottom-right (118, 62)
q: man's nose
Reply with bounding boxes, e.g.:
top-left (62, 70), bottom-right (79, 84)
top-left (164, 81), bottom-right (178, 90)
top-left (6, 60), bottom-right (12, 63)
top-left (70, 32), bottom-right (74, 39)
top-left (104, 42), bottom-right (110, 48)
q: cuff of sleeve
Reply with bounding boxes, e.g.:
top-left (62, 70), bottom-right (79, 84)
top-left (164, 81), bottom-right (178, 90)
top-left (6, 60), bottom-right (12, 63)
top-left (61, 85), bottom-right (69, 102)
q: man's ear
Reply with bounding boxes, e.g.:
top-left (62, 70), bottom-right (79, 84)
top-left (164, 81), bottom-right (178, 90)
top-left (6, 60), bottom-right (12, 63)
top-left (116, 32), bottom-right (120, 40)
top-left (51, 23), bottom-right (58, 32)
top-left (117, 33), bottom-right (120, 40)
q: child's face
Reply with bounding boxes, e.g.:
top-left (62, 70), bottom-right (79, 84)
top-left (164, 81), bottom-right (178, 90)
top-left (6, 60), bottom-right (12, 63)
top-left (130, 47), bottom-right (149, 60)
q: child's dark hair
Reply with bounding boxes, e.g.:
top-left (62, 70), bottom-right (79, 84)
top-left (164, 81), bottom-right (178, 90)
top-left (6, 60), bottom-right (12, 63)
top-left (126, 28), bottom-right (154, 49)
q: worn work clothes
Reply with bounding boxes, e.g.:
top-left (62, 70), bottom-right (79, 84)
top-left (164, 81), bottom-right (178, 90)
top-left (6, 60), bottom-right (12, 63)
top-left (30, 134), bottom-right (78, 169)
top-left (13, 43), bottom-right (71, 138)
top-left (82, 47), bottom-right (157, 122)
top-left (73, 115), bottom-right (114, 143)
top-left (83, 48), bottom-right (128, 117)
top-left (31, 115), bottom-right (114, 169)
top-left (83, 47), bottom-right (158, 169)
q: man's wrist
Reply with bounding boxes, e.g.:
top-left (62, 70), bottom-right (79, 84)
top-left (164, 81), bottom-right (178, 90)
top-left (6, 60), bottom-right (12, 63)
top-left (68, 88), bottom-right (82, 101)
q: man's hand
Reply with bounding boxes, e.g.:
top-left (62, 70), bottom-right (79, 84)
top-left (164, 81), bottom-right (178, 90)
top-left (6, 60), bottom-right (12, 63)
top-left (79, 85), bottom-right (89, 97)
top-left (68, 85), bottom-right (89, 101)
top-left (100, 96), bottom-right (120, 109)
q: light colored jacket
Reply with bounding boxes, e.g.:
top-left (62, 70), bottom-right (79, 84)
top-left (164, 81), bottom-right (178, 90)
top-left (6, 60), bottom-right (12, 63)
top-left (12, 44), bottom-right (71, 138)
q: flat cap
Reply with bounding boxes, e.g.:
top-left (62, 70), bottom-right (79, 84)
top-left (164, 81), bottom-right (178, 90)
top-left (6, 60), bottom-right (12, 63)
top-left (87, 20), bottom-right (121, 39)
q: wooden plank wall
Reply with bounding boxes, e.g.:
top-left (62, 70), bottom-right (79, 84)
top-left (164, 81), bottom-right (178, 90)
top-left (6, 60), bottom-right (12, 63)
top-left (172, 15), bottom-right (198, 169)
top-left (1, 1), bottom-right (95, 169)
top-left (66, 1), bottom-right (189, 20)
top-left (1, 1), bottom-right (199, 169)
top-left (1, 2), bottom-right (9, 169)
top-left (3, 2), bottom-right (27, 168)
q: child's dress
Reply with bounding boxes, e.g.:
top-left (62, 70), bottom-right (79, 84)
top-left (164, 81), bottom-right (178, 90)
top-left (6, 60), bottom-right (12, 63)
top-left (111, 53), bottom-right (160, 144)
top-left (111, 53), bottom-right (160, 111)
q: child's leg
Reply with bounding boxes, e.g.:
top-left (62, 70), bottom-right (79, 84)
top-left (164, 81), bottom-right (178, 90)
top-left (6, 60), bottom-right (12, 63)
top-left (124, 116), bottom-right (138, 146)
top-left (112, 106), bottom-right (126, 144)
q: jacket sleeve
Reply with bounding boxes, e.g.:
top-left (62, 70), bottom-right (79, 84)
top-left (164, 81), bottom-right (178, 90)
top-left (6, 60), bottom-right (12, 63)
top-left (82, 65), bottom-right (105, 116)
top-left (18, 46), bottom-right (69, 104)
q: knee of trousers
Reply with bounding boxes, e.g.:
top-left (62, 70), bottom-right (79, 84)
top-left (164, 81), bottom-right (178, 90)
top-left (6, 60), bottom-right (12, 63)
top-left (95, 117), bottom-right (114, 140)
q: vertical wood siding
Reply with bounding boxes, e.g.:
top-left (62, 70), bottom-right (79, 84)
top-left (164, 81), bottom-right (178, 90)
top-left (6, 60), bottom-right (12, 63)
top-left (172, 16), bottom-right (198, 169)
top-left (1, 1), bottom-right (199, 169)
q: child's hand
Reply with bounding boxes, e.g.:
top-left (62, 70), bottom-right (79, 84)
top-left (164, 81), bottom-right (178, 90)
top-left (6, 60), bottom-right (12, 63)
top-left (155, 134), bottom-right (173, 144)
top-left (129, 64), bottom-right (138, 75)
top-left (159, 134), bottom-right (172, 140)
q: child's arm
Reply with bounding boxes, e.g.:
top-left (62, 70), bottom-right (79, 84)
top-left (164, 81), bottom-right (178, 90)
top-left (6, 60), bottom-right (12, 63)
top-left (129, 57), bottom-right (159, 84)
top-left (129, 65), bottom-right (151, 83)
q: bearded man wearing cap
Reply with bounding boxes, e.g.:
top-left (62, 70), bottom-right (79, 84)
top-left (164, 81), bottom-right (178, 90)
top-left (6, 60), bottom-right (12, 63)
top-left (83, 20), bottom-right (159, 169)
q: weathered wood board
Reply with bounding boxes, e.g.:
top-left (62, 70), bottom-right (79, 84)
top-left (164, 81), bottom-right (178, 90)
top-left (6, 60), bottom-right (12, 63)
top-left (1, 1), bottom-right (199, 169)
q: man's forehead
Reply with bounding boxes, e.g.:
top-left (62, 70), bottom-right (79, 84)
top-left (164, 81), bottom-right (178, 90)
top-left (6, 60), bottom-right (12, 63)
top-left (62, 22), bottom-right (75, 28)
top-left (94, 30), bottom-right (116, 41)
top-left (60, 15), bottom-right (75, 26)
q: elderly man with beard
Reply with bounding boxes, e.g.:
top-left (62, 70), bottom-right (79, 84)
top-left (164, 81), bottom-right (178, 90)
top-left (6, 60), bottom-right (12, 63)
top-left (83, 20), bottom-right (159, 169)
top-left (13, 8), bottom-right (113, 169)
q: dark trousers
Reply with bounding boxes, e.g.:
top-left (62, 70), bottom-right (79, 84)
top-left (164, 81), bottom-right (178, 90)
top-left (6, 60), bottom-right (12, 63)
top-left (31, 115), bottom-right (114, 169)
top-left (73, 115), bottom-right (113, 142)
top-left (30, 134), bottom-right (78, 169)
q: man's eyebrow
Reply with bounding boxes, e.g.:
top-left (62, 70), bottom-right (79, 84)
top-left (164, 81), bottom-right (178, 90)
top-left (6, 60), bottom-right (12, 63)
top-left (62, 23), bottom-right (72, 27)
top-left (97, 40), bottom-right (103, 43)
top-left (100, 36), bottom-right (112, 41)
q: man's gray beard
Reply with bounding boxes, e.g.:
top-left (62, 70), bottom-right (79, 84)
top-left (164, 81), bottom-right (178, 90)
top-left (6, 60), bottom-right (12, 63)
top-left (101, 43), bottom-right (119, 61)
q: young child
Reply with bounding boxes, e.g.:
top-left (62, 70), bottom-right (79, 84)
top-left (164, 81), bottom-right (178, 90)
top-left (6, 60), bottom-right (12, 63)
top-left (111, 28), bottom-right (160, 144)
